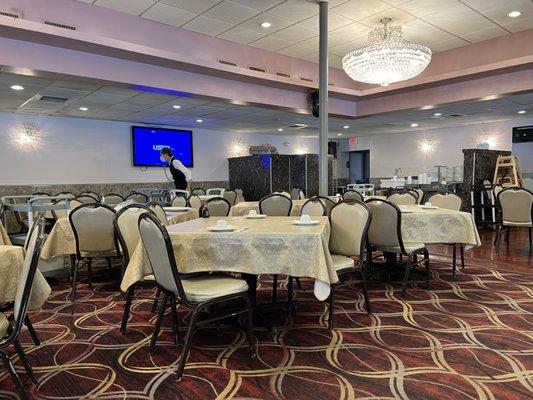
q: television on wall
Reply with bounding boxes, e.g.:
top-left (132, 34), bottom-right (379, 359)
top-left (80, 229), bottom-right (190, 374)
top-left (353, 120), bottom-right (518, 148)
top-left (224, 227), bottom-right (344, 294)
top-left (131, 126), bottom-right (193, 167)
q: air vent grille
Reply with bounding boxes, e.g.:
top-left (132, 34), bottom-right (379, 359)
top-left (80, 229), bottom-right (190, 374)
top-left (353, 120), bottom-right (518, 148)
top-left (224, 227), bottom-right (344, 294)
top-left (39, 96), bottom-right (68, 103)
top-left (0, 10), bottom-right (20, 18)
top-left (218, 59), bottom-right (237, 67)
top-left (300, 77), bottom-right (313, 82)
top-left (276, 72), bottom-right (291, 78)
top-left (449, 113), bottom-right (463, 118)
top-left (44, 20), bottom-right (77, 31)
top-left (249, 66), bottom-right (266, 73)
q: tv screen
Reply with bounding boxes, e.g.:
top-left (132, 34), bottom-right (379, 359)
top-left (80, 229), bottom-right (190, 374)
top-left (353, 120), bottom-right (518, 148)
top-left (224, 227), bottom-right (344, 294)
top-left (132, 126), bottom-right (193, 167)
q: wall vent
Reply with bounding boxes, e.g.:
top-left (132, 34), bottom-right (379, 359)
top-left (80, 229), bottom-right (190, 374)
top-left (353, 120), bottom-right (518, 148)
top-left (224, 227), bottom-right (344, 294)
top-left (0, 10), bottom-right (20, 18)
top-left (249, 65), bottom-right (266, 73)
top-left (218, 59), bottom-right (237, 67)
top-left (39, 96), bottom-right (68, 103)
top-left (300, 77), bottom-right (313, 83)
top-left (276, 72), bottom-right (291, 78)
top-left (449, 113), bottom-right (463, 118)
top-left (328, 82), bottom-right (335, 86)
top-left (44, 20), bottom-right (77, 31)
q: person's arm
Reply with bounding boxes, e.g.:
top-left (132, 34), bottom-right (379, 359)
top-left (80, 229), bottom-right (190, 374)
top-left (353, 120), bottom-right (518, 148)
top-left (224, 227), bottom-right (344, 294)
top-left (172, 159), bottom-right (192, 189)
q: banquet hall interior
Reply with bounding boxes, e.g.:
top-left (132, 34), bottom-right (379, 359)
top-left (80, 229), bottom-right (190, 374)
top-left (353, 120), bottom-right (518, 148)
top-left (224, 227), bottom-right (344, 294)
top-left (0, 0), bottom-right (532, 399)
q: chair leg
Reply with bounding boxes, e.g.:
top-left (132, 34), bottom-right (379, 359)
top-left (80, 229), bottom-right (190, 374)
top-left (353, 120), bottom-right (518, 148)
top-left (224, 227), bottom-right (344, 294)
top-left (175, 306), bottom-right (201, 380)
top-left (13, 340), bottom-right (37, 385)
top-left (424, 250), bottom-right (430, 289)
top-left (401, 262), bottom-right (411, 299)
top-left (327, 287), bottom-right (335, 331)
top-left (244, 297), bottom-right (255, 357)
top-left (460, 244), bottom-right (465, 270)
top-left (452, 244), bottom-right (457, 278)
top-left (0, 351), bottom-right (30, 400)
top-left (120, 285), bottom-right (135, 334)
top-left (24, 316), bottom-right (40, 346)
top-left (271, 275), bottom-right (278, 303)
top-left (106, 257), bottom-right (112, 271)
top-left (149, 292), bottom-right (168, 355)
top-left (360, 271), bottom-right (372, 314)
top-left (287, 276), bottom-right (293, 317)
top-left (71, 258), bottom-right (80, 308)
top-left (529, 228), bottom-right (532, 254)
top-left (506, 228), bottom-right (511, 250)
top-left (87, 258), bottom-right (93, 290)
top-left (151, 287), bottom-right (162, 314)
top-left (295, 277), bottom-right (303, 291)
top-left (170, 295), bottom-right (180, 346)
top-left (495, 225), bottom-right (502, 254)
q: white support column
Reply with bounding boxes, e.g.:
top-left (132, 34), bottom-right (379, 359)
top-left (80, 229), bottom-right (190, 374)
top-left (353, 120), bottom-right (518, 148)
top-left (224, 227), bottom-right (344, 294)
top-left (318, 0), bottom-right (329, 196)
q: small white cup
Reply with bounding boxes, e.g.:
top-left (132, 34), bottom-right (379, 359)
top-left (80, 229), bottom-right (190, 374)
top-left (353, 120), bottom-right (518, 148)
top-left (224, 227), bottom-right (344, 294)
top-left (248, 209), bottom-right (257, 217)
top-left (301, 214), bottom-right (311, 223)
top-left (216, 219), bottom-right (228, 229)
top-left (424, 201), bottom-right (432, 208)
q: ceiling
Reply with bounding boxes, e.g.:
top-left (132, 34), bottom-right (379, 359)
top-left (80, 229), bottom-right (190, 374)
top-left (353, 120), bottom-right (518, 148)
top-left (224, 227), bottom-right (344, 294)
top-left (72, 0), bottom-right (533, 69)
top-left (1, 71), bottom-right (531, 137)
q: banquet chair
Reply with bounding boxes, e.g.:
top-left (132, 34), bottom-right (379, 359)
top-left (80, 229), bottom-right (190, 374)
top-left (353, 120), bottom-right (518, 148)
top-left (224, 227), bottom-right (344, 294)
top-left (202, 197), bottom-right (231, 217)
top-left (102, 193), bottom-right (125, 206)
top-left (366, 199), bottom-right (430, 298)
top-left (114, 204), bottom-right (160, 334)
top-left (206, 188), bottom-right (225, 196)
top-left (69, 204), bottom-right (121, 306)
top-left (235, 189), bottom-right (245, 203)
top-left (387, 192), bottom-right (417, 205)
top-left (126, 192), bottom-right (149, 203)
top-left (327, 202), bottom-right (372, 330)
top-left (191, 188), bottom-right (206, 196)
top-left (2, 197), bottom-right (29, 234)
top-left (148, 202), bottom-right (168, 227)
top-left (75, 194), bottom-right (99, 204)
top-left (407, 189), bottom-right (419, 203)
top-left (413, 188), bottom-right (424, 204)
top-left (427, 193), bottom-right (464, 276)
top-left (317, 196), bottom-right (336, 214)
top-left (79, 191), bottom-right (100, 202)
top-left (259, 194), bottom-right (293, 216)
top-left (343, 190), bottom-right (363, 204)
top-left (188, 194), bottom-right (202, 211)
top-left (0, 217), bottom-right (45, 400)
top-left (301, 198), bottom-right (327, 216)
top-left (290, 188), bottom-right (301, 200)
top-left (223, 190), bottom-right (237, 206)
top-left (299, 189), bottom-right (306, 200)
top-left (496, 188), bottom-right (533, 254)
top-left (171, 195), bottom-right (188, 207)
top-left (138, 213), bottom-right (254, 379)
top-left (51, 198), bottom-right (82, 220)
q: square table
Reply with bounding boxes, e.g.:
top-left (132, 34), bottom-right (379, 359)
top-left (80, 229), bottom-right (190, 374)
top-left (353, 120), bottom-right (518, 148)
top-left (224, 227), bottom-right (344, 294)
top-left (121, 216), bottom-right (336, 301)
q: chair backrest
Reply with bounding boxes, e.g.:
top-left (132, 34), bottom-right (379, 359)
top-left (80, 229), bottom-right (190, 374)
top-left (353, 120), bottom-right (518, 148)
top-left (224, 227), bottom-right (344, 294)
top-left (414, 188), bottom-right (424, 204)
top-left (114, 204), bottom-right (153, 265)
top-left (191, 188), bottom-right (206, 196)
top-left (102, 193), bottom-right (125, 206)
top-left (407, 189), bottom-right (419, 202)
top-left (138, 213), bottom-right (190, 303)
top-left (366, 199), bottom-right (405, 253)
top-left (171, 195), bottom-right (188, 207)
top-left (290, 188), bottom-right (301, 200)
top-left (329, 201), bottom-right (371, 258)
top-left (427, 193), bottom-right (462, 211)
top-left (203, 197), bottom-right (231, 217)
top-left (497, 188), bottom-right (533, 225)
top-left (206, 188), bottom-right (225, 196)
top-left (259, 194), bottom-right (293, 216)
top-left (387, 192), bottom-right (417, 205)
top-left (317, 196), bottom-right (336, 214)
top-left (52, 198), bottom-right (81, 219)
top-left (8, 218), bottom-right (45, 342)
top-left (299, 190), bottom-right (306, 200)
top-left (126, 192), bottom-right (149, 203)
top-left (343, 190), bottom-right (363, 204)
top-left (79, 192), bottom-right (100, 201)
top-left (69, 203), bottom-right (119, 256)
top-left (148, 202), bottom-right (168, 226)
top-left (188, 194), bottom-right (202, 210)
top-left (301, 198), bottom-right (326, 216)
top-left (223, 190), bottom-right (237, 206)
top-left (76, 195), bottom-right (99, 204)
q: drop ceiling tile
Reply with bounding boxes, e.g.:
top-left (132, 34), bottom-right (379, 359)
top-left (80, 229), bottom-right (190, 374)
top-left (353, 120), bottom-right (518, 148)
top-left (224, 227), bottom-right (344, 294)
top-left (159, 0), bottom-right (223, 14)
top-left (461, 25), bottom-right (509, 43)
top-left (239, 12), bottom-right (293, 33)
top-left (249, 35), bottom-right (293, 52)
top-left (79, 93), bottom-right (135, 105)
top-left (422, 3), bottom-right (496, 37)
top-left (125, 92), bottom-right (175, 105)
top-left (0, 73), bottom-right (52, 86)
top-left (182, 15), bottom-right (234, 35)
top-left (271, 24), bottom-right (316, 42)
top-left (266, 1), bottom-right (318, 23)
top-left (218, 26), bottom-right (267, 44)
top-left (230, 0), bottom-right (285, 11)
top-left (425, 36), bottom-right (469, 52)
top-left (401, 19), bottom-right (455, 46)
top-left (358, 8), bottom-right (416, 28)
top-left (204, 1), bottom-right (260, 24)
top-left (382, 0), bottom-right (410, 5)
top-left (328, 22), bottom-right (371, 42)
top-left (397, 0), bottom-right (460, 18)
top-left (332, 0), bottom-right (392, 21)
top-left (50, 80), bottom-right (101, 91)
top-left (500, 14), bottom-right (533, 33)
top-left (141, 2), bottom-right (197, 26)
top-left (38, 87), bottom-right (92, 99)
top-left (329, 37), bottom-right (368, 57)
top-left (302, 11), bottom-right (355, 31)
top-left (94, 86), bottom-right (142, 96)
top-left (276, 43), bottom-right (316, 58)
top-left (94, 0), bottom-right (155, 15)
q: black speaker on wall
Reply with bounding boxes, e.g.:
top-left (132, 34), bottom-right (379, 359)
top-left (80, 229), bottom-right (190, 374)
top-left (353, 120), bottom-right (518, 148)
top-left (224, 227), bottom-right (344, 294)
top-left (310, 90), bottom-right (319, 118)
top-left (328, 141), bottom-right (337, 158)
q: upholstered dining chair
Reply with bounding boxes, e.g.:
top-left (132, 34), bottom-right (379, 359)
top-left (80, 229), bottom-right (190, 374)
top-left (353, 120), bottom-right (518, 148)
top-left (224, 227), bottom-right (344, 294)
top-left (496, 187), bottom-right (533, 254)
top-left (69, 203), bottom-right (121, 306)
top-left (290, 188), bottom-right (301, 200)
top-left (202, 197), bottom-right (231, 217)
top-left (138, 213), bottom-right (254, 379)
top-left (259, 193), bottom-right (293, 216)
top-left (191, 188), bottom-right (206, 196)
top-left (102, 193), bottom-right (125, 206)
top-left (188, 194), bottom-right (202, 211)
top-left (79, 191), bottom-right (100, 202)
top-left (387, 192), bottom-right (417, 205)
top-left (114, 204), bottom-right (160, 334)
top-left (206, 188), bottom-right (225, 196)
top-left (148, 202), bottom-right (168, 227)
top-left (316, 196), bottom-right (336, 215)
top-left (75, 194), bottom-right (99, 204)
top-left (301, 197), bottom-right (327, 216)
top-left (327, 201), bottom-right (372, 330)
top-left (366, 199), bottom-right (430, 298)
top-left (0, 217), bottom-right (45, 400)
top-left (222, 190), bottom-right (238, 206)
top-left (343, 190), bottom-right (363, 204)
top-left (413, 188), bottom-right (424, 204)
top-left (171, 195), bottom-right (188, 207)
top-left (51, 198), bottom-right (82, 220)
top-left (427, 193), bottom-right (464, 276)
top-left (126, 192), bottom-right (149, 203)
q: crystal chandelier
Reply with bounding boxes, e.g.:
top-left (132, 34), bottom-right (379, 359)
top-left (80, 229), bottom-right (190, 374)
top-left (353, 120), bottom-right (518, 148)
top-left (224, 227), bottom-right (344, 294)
top-left (342, 18), bottom-right (432, 87)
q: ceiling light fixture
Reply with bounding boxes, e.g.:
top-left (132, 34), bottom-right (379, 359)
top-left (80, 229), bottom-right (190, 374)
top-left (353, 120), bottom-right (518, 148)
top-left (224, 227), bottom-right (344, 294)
top-left (508, 11), bottom-right (521, 18)
top-left (172, 105), bottom-right (181, 110)
top-left (277, 128), bottom-right (283, 131)
top-left (196, 119), bottom-right (203, 123)
top-left (337, 133), bottom-right (342, 136)
top-left (433, 112), bottom-right (442, 116)
top-left (517, 110), bottom-right (526, 114)
top-left (342, 17), bottom-right (432, 87)
top-left (343, 125), bottom-right (350, 129)
top-left (261, 22), bottom-right (272, 28)
top-left (10, 85), bottom-right (24, 91)
top-left (411, 123), bottom-right (419, 127)
top-left (78, 107), bottom-right (88, 111)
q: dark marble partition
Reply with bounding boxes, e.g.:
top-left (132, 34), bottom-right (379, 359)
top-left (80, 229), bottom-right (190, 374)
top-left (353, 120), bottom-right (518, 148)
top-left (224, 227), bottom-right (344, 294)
top-left (228, 155), bottom-right (271, 201)
top-left (271, 155), bottom-right (291, 193)
top-left (289, 155), bottom-right (307, 194)
top-left (306, 154), bottom-right (320, 197)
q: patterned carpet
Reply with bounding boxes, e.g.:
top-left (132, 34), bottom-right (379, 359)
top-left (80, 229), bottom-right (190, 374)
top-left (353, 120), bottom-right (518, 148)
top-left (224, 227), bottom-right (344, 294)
top-left (1, 257), bottom-right (532, 399)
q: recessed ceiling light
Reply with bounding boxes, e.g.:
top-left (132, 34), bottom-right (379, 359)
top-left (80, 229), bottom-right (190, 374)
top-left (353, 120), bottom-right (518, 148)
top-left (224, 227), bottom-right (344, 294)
top-left (411, 123), bottom-right (419, 127)
top-left (196, 119), bottom-right (203, 123)
top-left (78, 107), bottom-right (88, 111)
top-left (277, 128), bottom-right (283, 132)
top-left (343, 125), bottom-right (350, 129)
top-left (10, 85), bottom-right (24, 91)
top-left (261, 22), bottom-right (272, 28)
top-left (517, 110), bottom-right (526, 114)
top-left (433, 112), bottom-right (442, 116)
top-left (172, 105), bottom-right (181, 110)
top-left (337, 133), bottom-right (342, 136)
top-left (508, 10), bottom-right (521, 18)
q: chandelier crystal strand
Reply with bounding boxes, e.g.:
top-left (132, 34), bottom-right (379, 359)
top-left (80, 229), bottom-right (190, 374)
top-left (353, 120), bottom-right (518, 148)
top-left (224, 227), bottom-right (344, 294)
top-left (342, 18), bottom-right (432, 86)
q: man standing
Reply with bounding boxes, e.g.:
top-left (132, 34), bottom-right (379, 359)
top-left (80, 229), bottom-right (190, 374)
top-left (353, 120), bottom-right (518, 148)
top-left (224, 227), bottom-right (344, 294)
top-left (160, 147), bottom-right (192, 191)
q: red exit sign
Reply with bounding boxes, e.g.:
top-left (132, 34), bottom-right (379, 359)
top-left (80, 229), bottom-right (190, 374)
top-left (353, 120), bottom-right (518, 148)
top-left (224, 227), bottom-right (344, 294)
top-left (349, 137), bottom-right (358, 146)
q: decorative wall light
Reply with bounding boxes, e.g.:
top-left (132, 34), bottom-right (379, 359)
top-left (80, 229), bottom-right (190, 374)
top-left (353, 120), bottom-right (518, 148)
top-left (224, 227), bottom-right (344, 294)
top-left (477, 129), bottom-right (500, 149)
top-left (230, 138), bottom-right (248, 157)
top-left (419, 137), bottom-right (433, 153)
top-left (295, 145), bottom-right (309, 155)
top-left (13, 123), bottom-right (42, 149)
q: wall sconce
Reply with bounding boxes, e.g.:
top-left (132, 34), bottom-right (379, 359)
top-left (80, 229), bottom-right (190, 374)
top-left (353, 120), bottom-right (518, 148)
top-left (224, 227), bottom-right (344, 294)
top-left (477, 130), bottom-right (499, 149)
top-left (295, 145), bottom-right (309, 154)
top-left (230, 139), bottom-right (247, 156)
top-left (419, 138), bottom-right (433, 153)
top-left (13, 123), bottom-right (42, 149)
